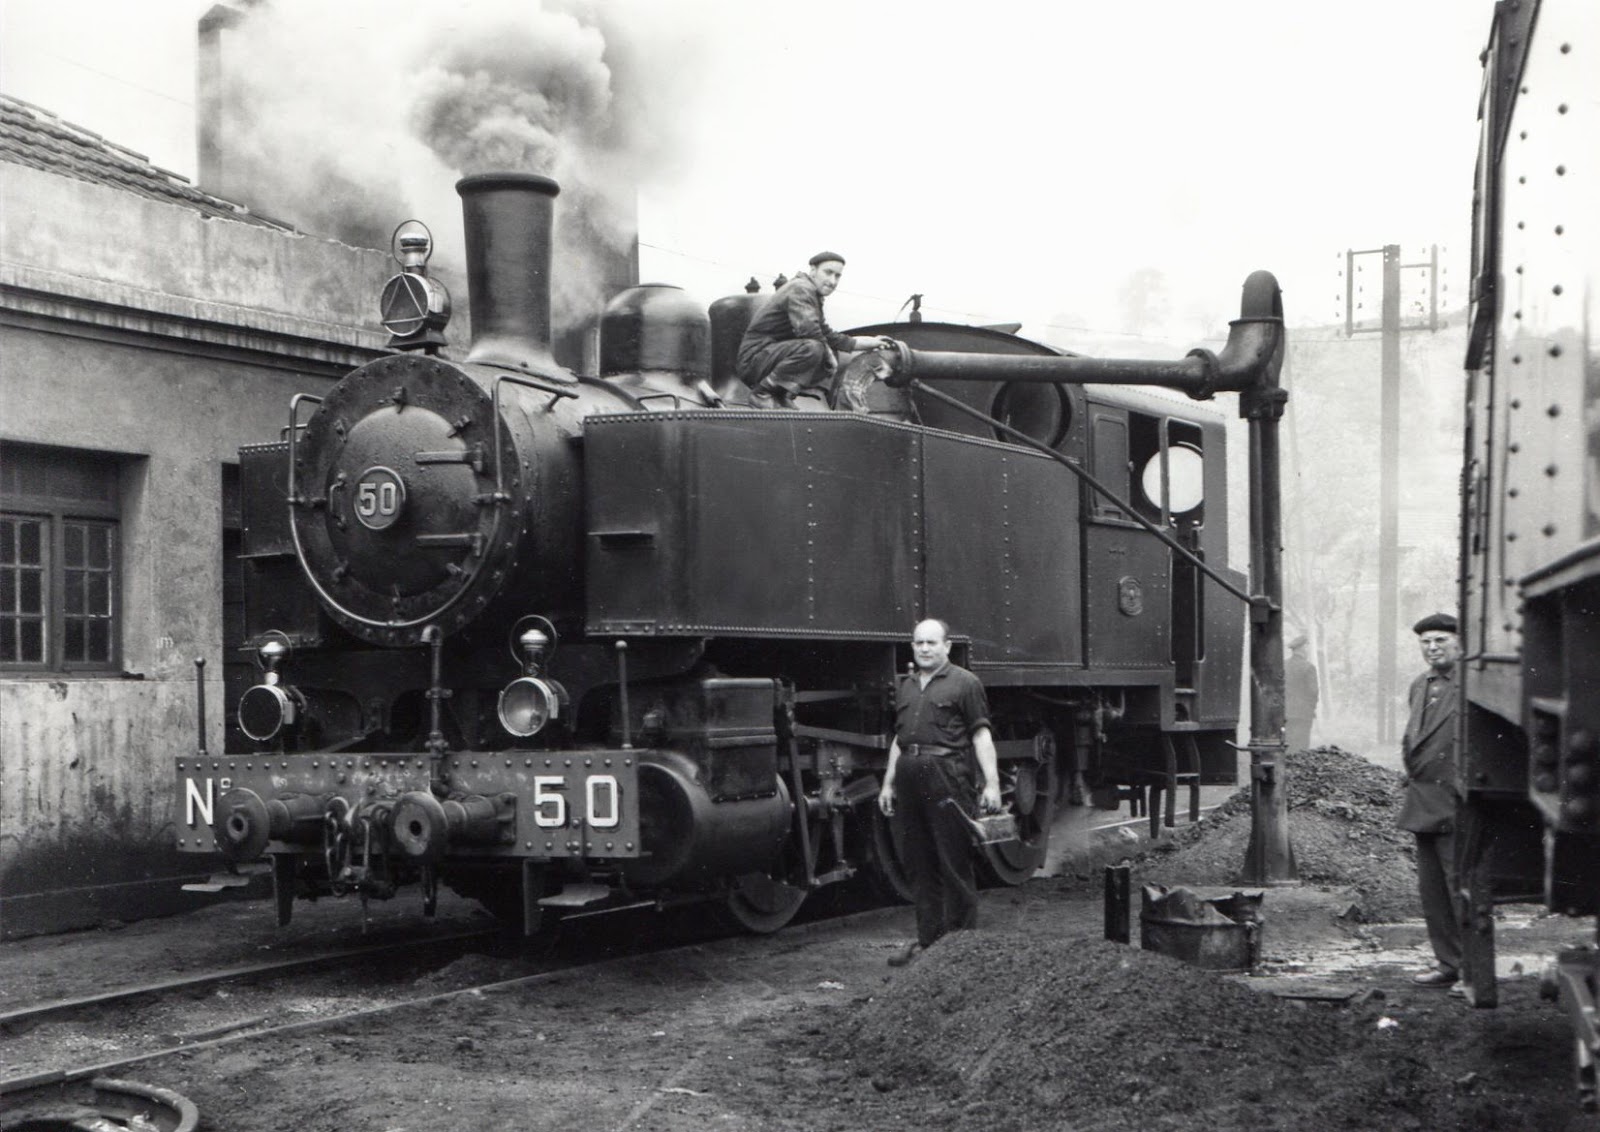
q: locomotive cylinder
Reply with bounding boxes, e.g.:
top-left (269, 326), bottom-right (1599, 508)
top-left (621, 751), bottom-right (791, 888)
top-left (458, 172), bottom-right (561, 375)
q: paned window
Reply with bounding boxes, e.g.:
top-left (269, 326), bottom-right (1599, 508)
top-left (0, 443), bottom-right (122, 671)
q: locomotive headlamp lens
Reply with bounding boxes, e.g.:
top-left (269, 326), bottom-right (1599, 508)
top-left (239, 683), bottom-right (297, 742)
top-left (499, 677), bottom-right (561, 738)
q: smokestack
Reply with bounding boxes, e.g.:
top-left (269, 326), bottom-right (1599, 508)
top-left (196, 3), bottom-right (248, 201)
top-left (457, 172), bottom-right (562, 376)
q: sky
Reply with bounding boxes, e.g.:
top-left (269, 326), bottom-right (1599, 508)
top-left (0, 0), bottom-right (1504, 355)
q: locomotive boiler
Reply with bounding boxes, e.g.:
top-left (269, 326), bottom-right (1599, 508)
top-left (176, 170), bottom-right (1282, 935)
top-left (1456, 0), bottom-right (1600, 1107)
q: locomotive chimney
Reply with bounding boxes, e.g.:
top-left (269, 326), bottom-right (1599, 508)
top-left (457, 173), bottom-right (563, 376)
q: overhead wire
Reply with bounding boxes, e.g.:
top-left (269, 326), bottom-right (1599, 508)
top-left (638, 239), bottom-right (1425, 348)
top-left (638, 239), bottom-right (1242, 346)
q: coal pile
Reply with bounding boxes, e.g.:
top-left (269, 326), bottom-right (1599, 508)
top-left (832, 929), bottom-right (1560, 1132)
top-left (1138, 746), bottom-right (1420, 922)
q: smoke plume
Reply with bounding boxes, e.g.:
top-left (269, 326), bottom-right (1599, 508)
top-left (208, 0), bottom-right (702, 332)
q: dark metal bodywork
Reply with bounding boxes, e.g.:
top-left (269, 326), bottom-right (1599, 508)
top-left (175, 169), bottom-right (1267, 938)
top-left (1458, 0), bottom-right (1600, 1107)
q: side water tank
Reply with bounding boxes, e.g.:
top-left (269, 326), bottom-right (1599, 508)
top-left (600, 284), bottom-right (711, 379)
top-left (709, 277), bottom-right (765, 389)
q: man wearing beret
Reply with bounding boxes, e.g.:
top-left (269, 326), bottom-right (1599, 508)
top-left (1398, 612), bottom-right (1464, 988)
top-left (735, 252), bottom-right (896, 409)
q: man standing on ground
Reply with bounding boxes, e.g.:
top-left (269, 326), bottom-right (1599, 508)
top-left (878, 619), bottom-right (1003, 967)
top-left (1397, 612), bottom-right (1464, 988)
top-left (1285, 634), bottom-right (1319, 752)
top-left (735, 252), bottom-right (895, 408)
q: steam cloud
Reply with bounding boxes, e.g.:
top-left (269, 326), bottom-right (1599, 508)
top-left (210, 0), bottom-right (702, 333)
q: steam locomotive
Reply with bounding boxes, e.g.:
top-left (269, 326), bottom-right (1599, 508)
top-left (1456, 0), bottom-right (1600, 1107)
top-left (175, 171), bottom-right (1255, 935)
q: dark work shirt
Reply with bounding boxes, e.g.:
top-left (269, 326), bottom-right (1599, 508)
top-left (738, 273), bottom-right (856, 359)
top-left (894, 663), bottom-right (991, 749)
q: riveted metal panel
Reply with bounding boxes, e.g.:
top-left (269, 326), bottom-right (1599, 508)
top-left (239, 441), bottom-right (325, 646)
top-left (921, 432), bottom-right (1081, 664)
top-left (585, 411), bottom-right (921, 637)
top-left (1195, 564), bottom-right (1248, 724)
top-left (583, 421), bottom-right (675, 632)
top-left (1464, 0), bottom-right (1600, 742)
top-left (1083, 523), bottom-right (1172, 669)
top-left (173, 750), bottom-right (642, 860)
top-left (1498, 0), bottom-right (1598, 581)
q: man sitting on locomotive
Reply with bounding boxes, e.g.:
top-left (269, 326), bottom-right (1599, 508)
top-left (735, 251), bottom-right (896, 409)
top-left (878, 619), bottom-right (1004, 967)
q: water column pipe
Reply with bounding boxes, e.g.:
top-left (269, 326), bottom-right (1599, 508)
top-left (880, 270), bottom-right (1297, 883)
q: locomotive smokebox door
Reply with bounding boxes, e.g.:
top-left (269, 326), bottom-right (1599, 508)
top-left (289, 353), bottom-right (529, 644)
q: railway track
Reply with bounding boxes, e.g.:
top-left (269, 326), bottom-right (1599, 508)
top-left (0, 927), bottom-right (497, 1030)
top-left (0, 926), bottom-right (507, 1126)
top-left (0, 803), bottom-right (1225, 1128)
top-left (0, 903), bottom-right (904, 1129)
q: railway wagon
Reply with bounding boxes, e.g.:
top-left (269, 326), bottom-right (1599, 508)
top-left (1457, 0), bottom-right (1600, 1108)
top-left (175, 171), bottom-right (1252, 935)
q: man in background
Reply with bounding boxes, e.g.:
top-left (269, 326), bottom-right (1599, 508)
top-left (1285, 634), bottom-right (1318, 752)
top-left (1397, 612), bottom-right (1464, 989)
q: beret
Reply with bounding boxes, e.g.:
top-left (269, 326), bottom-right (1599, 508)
top-left (808, 250), bottom-right (845, 267)
top-left (1288, 634), bottom-right (1308, 649)
top-left (1412, 612), bottom-right (1458, 635)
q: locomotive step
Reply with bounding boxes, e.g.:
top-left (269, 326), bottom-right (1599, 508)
top-left (181, 863), bottom-right (271, 893)
top-left (537, 883), bottom-right (613, 908)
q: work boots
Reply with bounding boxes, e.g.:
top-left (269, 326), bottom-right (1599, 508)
top-left (748, 381), bottom-right (796, 410)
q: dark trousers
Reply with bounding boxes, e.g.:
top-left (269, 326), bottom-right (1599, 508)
top-left (892, 751), bottom-right (978, 948)
top-left (737, 339), bottom-right (834, 394)
top-left (1414, 830), bottom-right (1461, 973)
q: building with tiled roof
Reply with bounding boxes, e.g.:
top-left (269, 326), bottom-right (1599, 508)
top-left (0, 91), bottom-right (391, 938)
top-left (0, 93), bottom-right (289, 230)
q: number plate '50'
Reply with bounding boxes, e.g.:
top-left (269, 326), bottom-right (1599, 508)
top-left (531, 773), bottom-right (622, 828)
top-left (353, 466), bottom-right (406, 531)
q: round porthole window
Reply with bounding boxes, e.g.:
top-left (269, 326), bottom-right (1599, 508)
top-left (1140, 442), bottom-right (1205, 514)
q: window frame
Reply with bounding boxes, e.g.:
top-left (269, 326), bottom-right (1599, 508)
top-left (1, 447), bottom-right (123, 674)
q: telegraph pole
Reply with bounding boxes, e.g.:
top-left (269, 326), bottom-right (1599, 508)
top-left (1345, 244), bottom-right (1440, 741)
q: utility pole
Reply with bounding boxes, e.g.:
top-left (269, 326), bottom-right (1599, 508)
top-left (1344, 244), bottom-right (1439, 741)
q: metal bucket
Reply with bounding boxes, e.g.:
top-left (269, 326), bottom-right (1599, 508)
top-left (1139, 885), bottom-right (1264, 972)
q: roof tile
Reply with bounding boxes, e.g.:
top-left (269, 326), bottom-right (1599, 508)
top-left (0, 93), bottom-right (292, 231)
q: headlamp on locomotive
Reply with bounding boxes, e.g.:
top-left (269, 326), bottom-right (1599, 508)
top-left (498, 626), bottom-right (566, 739)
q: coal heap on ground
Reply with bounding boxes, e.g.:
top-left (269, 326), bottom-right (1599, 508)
top-left (1137, 746), bottom-right (1420, 922)
top-left (834, 930), bottom-right (1549, 1132)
